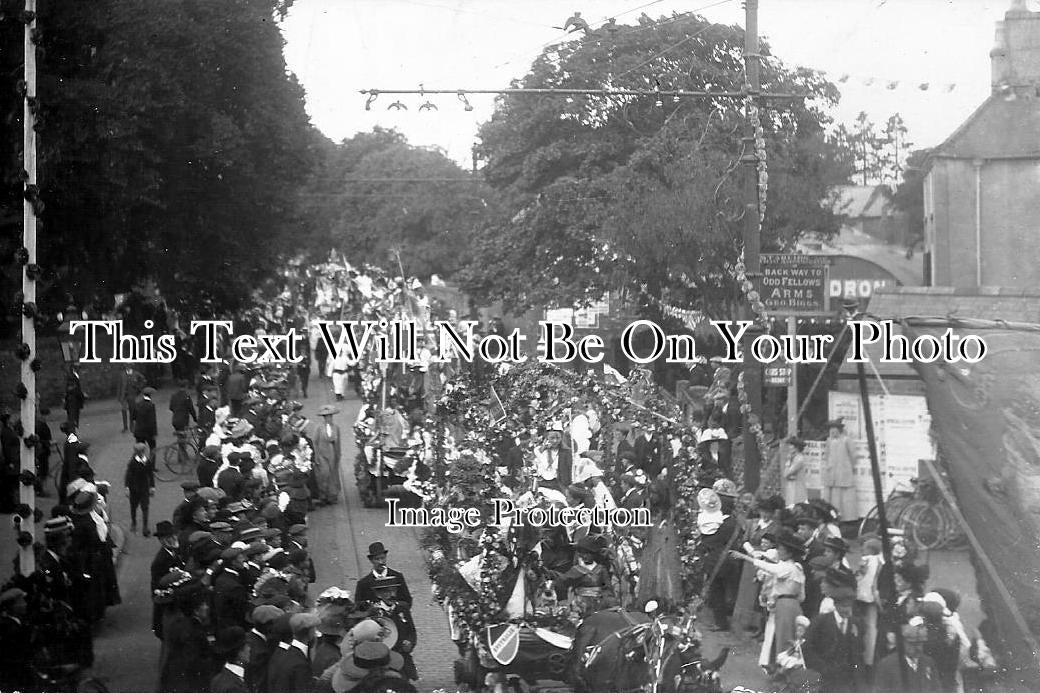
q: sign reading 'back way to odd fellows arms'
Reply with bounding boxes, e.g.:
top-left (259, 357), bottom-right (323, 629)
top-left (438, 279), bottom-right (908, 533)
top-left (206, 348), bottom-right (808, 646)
top-left (758, 253), bottom-right (830, 313)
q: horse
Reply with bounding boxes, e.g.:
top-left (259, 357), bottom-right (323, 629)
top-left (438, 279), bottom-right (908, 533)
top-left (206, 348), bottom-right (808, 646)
top-left (573, 608), bottom-right (728, 693)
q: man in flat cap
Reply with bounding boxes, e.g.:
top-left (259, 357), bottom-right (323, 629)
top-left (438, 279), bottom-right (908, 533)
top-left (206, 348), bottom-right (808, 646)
top-left (210, 626), bottom-right (251, 693)
top-left (172, 479), bottom-right (201, 530)
top-left (267, 612), bottom-right (318, 693)
top-left (214, 545), bottom-right (250, 631)
top-left (246, 605), bottom-right (284, 693)
top-left (134, 386), bottom-right (159, 452)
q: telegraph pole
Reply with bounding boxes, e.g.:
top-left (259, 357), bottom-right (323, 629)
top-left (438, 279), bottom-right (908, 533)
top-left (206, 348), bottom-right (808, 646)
top-left (741, 0), bottom-right (764, 492)
top-left (20, 0), bottom-right (39, 575)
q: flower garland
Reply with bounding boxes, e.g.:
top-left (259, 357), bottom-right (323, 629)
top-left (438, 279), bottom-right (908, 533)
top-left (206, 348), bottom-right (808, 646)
top-left (735, 370), bottom-right (770, 490)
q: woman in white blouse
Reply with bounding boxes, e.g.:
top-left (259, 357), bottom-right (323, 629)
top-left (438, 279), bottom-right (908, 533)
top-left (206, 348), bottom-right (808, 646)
top-left (731, 528), bottom-right (807, 676)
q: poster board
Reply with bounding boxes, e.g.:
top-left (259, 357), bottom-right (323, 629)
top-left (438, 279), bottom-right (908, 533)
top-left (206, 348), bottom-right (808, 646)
top-left (803, 392), bottom-right (935, 518)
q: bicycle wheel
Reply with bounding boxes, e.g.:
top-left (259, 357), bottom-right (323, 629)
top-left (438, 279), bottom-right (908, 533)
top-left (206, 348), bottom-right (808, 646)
top-left (153, 447), bottom-right (179, 482)
top-left (859, 505), bottom-right (880, 538)
top-left (902, 501), bottom-right (947, 551)
top-left (939, 503), bottom-right (968, 551)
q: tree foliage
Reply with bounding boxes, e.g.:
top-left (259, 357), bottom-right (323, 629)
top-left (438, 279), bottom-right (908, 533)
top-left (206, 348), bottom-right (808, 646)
top-left (299, 128), bottom-right (492, 280)
top-left (0, 0), bottom-right (316, 330)
top-left (459, 13), bottom-right (851, 316)
top-left (891, 147), bottom-right (931, 251)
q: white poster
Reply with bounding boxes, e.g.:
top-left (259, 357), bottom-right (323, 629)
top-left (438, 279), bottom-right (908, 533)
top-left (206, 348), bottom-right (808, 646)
top-left (814, 392), bottom-right (935, 518)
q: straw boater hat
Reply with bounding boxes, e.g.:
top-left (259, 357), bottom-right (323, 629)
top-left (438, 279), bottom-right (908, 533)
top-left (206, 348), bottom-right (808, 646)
top-left (318, 405), bottom-right (339, 417)
top-left (826, 418), bottom-right (845, 430)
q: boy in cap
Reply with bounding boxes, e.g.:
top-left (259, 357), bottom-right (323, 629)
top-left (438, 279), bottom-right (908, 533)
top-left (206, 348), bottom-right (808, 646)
top-left (125, 441), bottom-right (156, 535)
top-left (246, 605), bottom-right (284, 693)
top-left (173, 480), bottom-right (201, 530)
top-left (133, 385), bottom-right (159, 451)
top-left (533, 421), bottom-right (573, 491)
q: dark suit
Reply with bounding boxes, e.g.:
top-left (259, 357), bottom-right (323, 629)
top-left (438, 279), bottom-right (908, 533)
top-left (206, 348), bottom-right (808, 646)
top-left (211, 666), bottom-right (250, 693)
top-left (64, 372), bottom-right (86, 426)
top-left (198, 456), bottom-right (220, 488)
top-left (245, 630), bottom-right (272, 693)
top-left (874, 652), bottom-right (941, 693)
top-left (159, 611), bottom-right (218, 693)
top-left (355, 568), bottom-right (413, 607)
top-left (0, 614), bottom-right (33, 690)
top-left (39, 548), bottom-right (73, 606)
top-left (266, 643), bottom-right (313, 693)
top-left (151, 547), bottom-right (184, 638)
top-left (170, 389), bottom-right (197, 431)
top-left (213, 569), bottom-right (249, 631)
top-left (117, 369), bottom-right (146, 430)
top-left (133, 396), bottom-right (158, 448)
top-left (226, 372), bottom-right (249, 416)
top-left (803, 611), bottom-right (863, 693)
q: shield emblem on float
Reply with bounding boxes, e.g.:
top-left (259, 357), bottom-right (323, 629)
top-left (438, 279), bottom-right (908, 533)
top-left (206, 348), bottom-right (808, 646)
top-left (486, 623), bottom-right (521, 665)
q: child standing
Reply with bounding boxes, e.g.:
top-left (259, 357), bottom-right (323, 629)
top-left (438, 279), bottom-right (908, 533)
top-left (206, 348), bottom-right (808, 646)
top-left (855, 535), bottom-right (884, 679)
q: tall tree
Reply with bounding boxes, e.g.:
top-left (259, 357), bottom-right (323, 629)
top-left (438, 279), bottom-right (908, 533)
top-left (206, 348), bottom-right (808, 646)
top-left (460, 13), bottom-right (850, 316)
top-left (300, 128), bottom-right (492, 280)
top-left (891, 147), bottom-right (931, 253)
top-left (0, 0), bottom-right (316, 326)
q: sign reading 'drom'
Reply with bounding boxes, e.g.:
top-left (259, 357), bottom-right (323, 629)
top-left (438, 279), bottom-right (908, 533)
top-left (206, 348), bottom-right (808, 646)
top-left (758, 254), bottom-right (829, 314)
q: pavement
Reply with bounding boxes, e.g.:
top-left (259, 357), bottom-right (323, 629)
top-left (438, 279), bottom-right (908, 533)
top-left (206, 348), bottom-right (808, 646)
top-left (0, 376), bottom-right (985, 693)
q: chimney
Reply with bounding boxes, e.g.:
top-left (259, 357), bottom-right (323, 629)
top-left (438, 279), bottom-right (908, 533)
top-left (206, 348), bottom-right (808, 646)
top-left (992, 0), bottom-right (1040, 95)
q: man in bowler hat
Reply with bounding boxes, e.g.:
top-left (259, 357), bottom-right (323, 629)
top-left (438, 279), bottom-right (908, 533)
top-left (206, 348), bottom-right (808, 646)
top-left (150, 521), bottom-right (183, 638)
top-left (355, 542), bottom-right (412, 608)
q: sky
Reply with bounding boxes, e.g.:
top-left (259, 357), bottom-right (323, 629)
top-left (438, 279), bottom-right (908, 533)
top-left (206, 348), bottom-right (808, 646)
top-left (281, 0), bottom-right (1013, 167)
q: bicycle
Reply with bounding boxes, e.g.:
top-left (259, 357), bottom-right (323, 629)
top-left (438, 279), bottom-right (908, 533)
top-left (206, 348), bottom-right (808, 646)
top-left (858, 478), bottom-right (918, 538)
top-left (154, 425), bottom-right (200, 482)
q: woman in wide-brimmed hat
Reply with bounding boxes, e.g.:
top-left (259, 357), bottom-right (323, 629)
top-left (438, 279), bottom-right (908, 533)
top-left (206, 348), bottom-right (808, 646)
top-left (309, 404), bottom-right (342, 505)
top-left (731, 528), bottom-right (806, 676)
top-left (324, 641), bottom-right (406, 693)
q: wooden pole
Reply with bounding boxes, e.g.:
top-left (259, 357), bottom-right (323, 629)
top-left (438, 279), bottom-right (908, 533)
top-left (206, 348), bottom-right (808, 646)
top-left (740, 0), bottom-right (764, 493)
top-left (919, 457), bottom-right (1040, 661)
top-left (857, 362), bottom-right (907, 687)
top-left (19, 0), bottom-right (38, 577)
top-left (787, 315), bottom-right (798, 439)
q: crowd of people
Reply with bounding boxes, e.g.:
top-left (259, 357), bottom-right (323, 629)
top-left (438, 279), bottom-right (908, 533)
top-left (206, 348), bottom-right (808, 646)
top-left (0, 350), bottom-right (426, 693)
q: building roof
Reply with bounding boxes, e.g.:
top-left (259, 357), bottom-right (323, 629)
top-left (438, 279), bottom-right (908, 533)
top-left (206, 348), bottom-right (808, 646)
top-left (867, 286), bottom-right (1040, 322)
top-left (930, 94), bottom-right (1040, 160)
top-left (830, 185), bottom-right (891, 219)
top-left (798, 226), bottom-right (924, 287)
